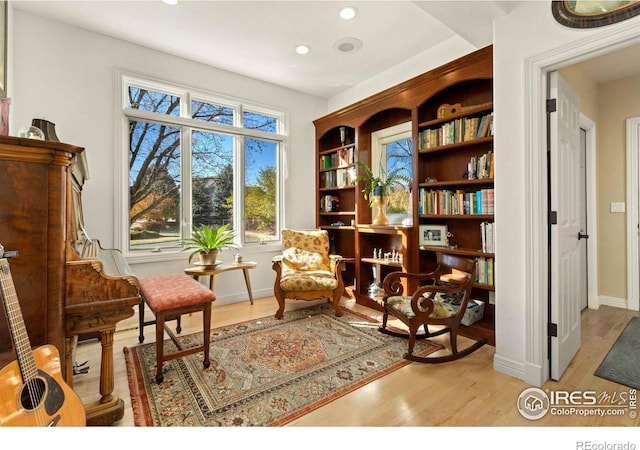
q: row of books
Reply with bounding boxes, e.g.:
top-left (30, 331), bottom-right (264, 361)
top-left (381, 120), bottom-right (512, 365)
top-left (418, 188), bottom-right (495, 215)
top-left (319, 146), bottom-right (355, 169)
top-left (466, 151), bottom-right (494, 180)
top-left (480, 221), bottom-right (495, 253)
top-left (319, 194), bottom-right (340, 212)
top-left (419, 112), bottom-right (494, 149)
top-left (320, 166), bottom-right (356, 188)
top-left (476, 257), bottom-right (494, 286)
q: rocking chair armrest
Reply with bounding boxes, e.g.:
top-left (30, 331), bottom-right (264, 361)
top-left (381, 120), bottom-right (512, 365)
top-left (382, 271), bottom-right (437, 297)
top-left (408, 291), bottom-right (435, 320)
top-left (408, 281), bottom-right (473, 319)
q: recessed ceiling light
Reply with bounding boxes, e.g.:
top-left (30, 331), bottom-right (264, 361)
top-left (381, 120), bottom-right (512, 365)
top-left (162, 0), bottom-right (178, 5)
top-left (339, 7), bottom-right (357, 20)
top-left (295, 44), bottom-right (311, 55)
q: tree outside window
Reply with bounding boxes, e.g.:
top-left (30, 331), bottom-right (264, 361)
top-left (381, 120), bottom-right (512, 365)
top-left (123, 77), bottom-right (283, 254)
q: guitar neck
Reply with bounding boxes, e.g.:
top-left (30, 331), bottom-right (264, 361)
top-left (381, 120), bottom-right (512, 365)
top-left (0, 258), bottom-right (38, 383)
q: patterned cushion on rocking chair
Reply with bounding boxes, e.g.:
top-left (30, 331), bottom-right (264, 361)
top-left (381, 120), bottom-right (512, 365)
top-left (387, 293), bottom-right (457, 319)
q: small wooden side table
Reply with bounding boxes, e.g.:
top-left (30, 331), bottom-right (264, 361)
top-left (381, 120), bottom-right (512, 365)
top-left (184, 261), bottom-right (258, 304)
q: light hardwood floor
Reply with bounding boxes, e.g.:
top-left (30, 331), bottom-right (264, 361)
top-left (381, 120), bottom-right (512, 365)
top-left (71, 296), bottom-right (640, 429)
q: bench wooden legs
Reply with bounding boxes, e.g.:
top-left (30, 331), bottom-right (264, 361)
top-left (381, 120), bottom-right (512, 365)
top-left (152, 302), bottom-right (212, 383)
top-left (138, 273), bottom-right (216, 383)
top-left (139, 297), bottom-right (213, 383)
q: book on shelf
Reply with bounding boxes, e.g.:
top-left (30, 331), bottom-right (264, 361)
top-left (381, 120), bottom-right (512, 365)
top-left (337, 146), bottom-right (355, 167)
top-left (466, 151), bottom-right (493, 180)
top-left (419, 112), bottom-right (493, 149)
top-left (319, 146), bottom-right (354, 170)
top-left (480, 221), bottom-right (495, 253)
top-left (320, 194), bottom-right (340, 212)
top-left (321, 170), bottom-right (335, 188)
top-left (475, 256), bottom-right (494, 286)
top-left (475, 115), bottom-right (487, 140)
top-left (335, 167), bottom-right (356, 187)
top-left (418, 188), bottom-right (494, 215)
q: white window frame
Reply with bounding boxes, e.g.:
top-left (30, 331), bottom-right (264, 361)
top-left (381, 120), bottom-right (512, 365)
top-left (114, 70), bottom-right (287, 263)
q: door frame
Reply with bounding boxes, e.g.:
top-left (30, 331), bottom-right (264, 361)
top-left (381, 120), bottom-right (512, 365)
top-left (626, 117), bottom-right (640, 311)
top-left (581, 114), bottom-right (599, 311)
top-left (523, 27), bottom-right (640, 386)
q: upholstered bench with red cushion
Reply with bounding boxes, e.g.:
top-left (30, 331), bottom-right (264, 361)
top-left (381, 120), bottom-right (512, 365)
top-left (138, 273), bottom-right (216, 383)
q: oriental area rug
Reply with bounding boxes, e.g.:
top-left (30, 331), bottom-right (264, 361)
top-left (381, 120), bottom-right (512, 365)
top-left (594, 316), bottom-right (640, 390)
top-left (124, 303), bottom-right (442, 426)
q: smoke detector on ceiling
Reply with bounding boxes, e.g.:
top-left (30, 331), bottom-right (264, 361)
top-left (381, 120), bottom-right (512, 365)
top-left (333, 37), bottom-right (363, 54)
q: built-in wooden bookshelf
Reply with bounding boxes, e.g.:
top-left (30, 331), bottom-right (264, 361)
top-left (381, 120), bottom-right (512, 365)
top-left (316, 126), bottom-right (357, 290)
top-left (416, 76), bottom-right (495, 345)
top-left (313, 45), bottom-right (495, 345)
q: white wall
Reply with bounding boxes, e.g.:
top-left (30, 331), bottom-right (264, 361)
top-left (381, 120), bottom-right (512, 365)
top-left (11, 10), bottom-right (327, 304)
top-left (492, 2), bottom-right (640, 385)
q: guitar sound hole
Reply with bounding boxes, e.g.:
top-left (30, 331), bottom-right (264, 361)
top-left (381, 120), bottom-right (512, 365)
top-left (19, 378), bottom-right (46, 410)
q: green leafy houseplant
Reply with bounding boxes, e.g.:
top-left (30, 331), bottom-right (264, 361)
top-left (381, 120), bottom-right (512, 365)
top-left (352, 160), bottom-right (411, 206)
top-left (180, 223), bottom-right (237, 264)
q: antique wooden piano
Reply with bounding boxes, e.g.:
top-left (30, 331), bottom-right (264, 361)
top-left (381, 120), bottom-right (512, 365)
top-left (0, 136), bottom-right (139, 426)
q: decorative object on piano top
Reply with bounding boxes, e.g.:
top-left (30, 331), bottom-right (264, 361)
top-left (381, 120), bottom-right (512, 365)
top-left (31, 119), bottom-right (59, 141)
top-left (18, 124), bottom-right (44, 140)
top-left (180, 223), bottom-right (237, 266)
top-left (0, 97), bottom-right (10, 136)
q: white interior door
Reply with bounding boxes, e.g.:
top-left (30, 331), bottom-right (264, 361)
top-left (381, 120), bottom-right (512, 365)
top-left (549, 71), bottom-right (581, 381)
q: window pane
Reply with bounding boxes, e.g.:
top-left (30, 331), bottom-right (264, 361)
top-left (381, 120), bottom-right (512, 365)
top-left (243, 110), bottom-right (278, 133)
top-left (244, 138), bottom-right (277, 242)
top-left (191, 100), bottom-right (234, 125)
top-left (129, 120), bottom-right (181, 250)
top-left (192, 130), bottom-right (234, 230)
top-left (386, 138), bottom-right (413, 214)
top-left (128, 86), bottom-right (180, 116)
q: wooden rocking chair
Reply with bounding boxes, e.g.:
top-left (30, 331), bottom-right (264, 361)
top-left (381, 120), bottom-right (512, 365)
top-left (378, 252), bottom-right (488, 363)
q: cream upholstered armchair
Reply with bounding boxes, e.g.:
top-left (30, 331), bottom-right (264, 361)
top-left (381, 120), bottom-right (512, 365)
top-left (272, 229), bottom-right (345, 318)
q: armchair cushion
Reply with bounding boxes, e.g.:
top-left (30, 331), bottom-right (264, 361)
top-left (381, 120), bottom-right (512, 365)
top-left (282, 247), bottom-right (328, 272)
top-left (281, 228), bottom-right (329, 251)
top-left (281, 229), bottom-right (331, 270)
top-left (280, 270), bottom-right (338, 291)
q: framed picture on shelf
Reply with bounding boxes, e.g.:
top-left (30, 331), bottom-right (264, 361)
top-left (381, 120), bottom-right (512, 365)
top-left (419, 224), bottom-right (448, 246)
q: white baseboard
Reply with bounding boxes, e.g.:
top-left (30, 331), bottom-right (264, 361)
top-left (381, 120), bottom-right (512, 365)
top-left (598, 295), bottom-right (628, 309)
top-left (493, 353), bottom-right (527, 383)
top-left (214, 287), bottom-right (274, 305)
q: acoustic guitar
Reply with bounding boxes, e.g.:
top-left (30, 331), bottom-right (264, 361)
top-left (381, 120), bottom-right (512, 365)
top-left (0, 254), bottom-right (86, 426)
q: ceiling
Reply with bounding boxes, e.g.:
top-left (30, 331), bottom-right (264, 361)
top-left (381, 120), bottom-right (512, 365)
top-left (13, 0), bottom-right (515, 99)
top-left (13, 1), bottom-right (640, 98)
